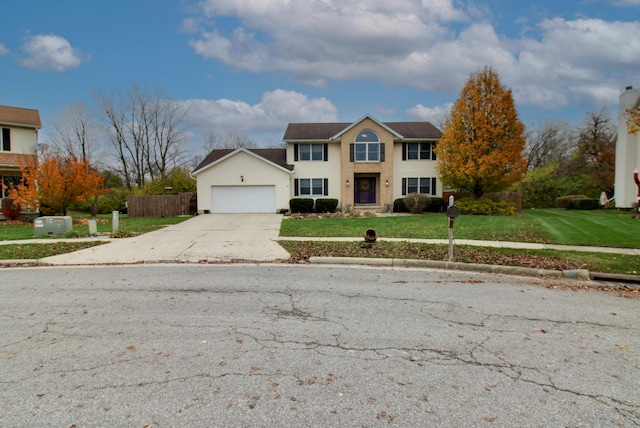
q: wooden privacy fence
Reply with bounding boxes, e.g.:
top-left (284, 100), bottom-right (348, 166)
top-left (127, 193), bottom-right (196, 218)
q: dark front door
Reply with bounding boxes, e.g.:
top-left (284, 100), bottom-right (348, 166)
top-left (355, 177), bottom-right (376, 204)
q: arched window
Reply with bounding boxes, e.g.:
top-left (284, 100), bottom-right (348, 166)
top-left (354, 130), bottom-right (380, 162)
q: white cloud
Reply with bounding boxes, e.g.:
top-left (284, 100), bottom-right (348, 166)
top-left (187, 1), bottom-right (640, 110)
top-left (0, 43), bottom-right (9, 55)
top-left (407, 103), bottom-right (452, 127)
top-left (178, 89), bottom-right (338, 142)
top-left (611, 0), bottom-right (640, 5)
top-left (20, 34), bottom-right (89, 71)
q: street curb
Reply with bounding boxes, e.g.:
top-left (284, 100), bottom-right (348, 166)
top-left (309, 256), bottom-right (591, 279)
top-left (589, 271), bottom-right (640, 284)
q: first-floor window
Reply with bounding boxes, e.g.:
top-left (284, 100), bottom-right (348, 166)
top-left (295, 178), bottom-right (328, 196)
top-left (1, 175), bottom-right (20, 198)
top-left (402, 177), bottom-right (437, 196)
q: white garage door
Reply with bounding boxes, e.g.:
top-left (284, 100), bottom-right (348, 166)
top-left (211, 186), bottom-right (276, 213)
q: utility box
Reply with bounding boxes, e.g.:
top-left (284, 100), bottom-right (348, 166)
top-left (34, 216), bottom-right (73, 237)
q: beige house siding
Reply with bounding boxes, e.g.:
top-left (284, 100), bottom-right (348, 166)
top-left (289, 143), bottom-right (342, 203)
top-left (1, 106), bottom-right (41, 199)
top-left (392, 143), bottom-right (440, 199)
top-left (339, 118), bottom-right (395, 211)
top-left (195, 150), bottom-right (291, 213)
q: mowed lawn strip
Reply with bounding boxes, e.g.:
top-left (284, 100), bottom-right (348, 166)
top-left (280, 209), bottom-right (640, 248)
top-left (279, 241), bottom-right (640, 275)
top-left (0, 241), bottom-right (106, 260)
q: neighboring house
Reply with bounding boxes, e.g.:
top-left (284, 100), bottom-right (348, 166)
top-left (193, 115), bottom-right (442, 213)
top-left (0, 105), bottom-right (42, 201)
top-left (614, 86), bottom-right (640, 208)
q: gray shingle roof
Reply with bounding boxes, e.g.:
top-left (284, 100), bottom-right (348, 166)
top-left (194, 148), bottom-right (292, 173)
top-left (282, 121), bottom-right (441, 141)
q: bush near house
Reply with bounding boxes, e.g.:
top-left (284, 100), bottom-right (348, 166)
top-left (1, 198), bottom-right (21, 220)
top-left (290, 198), bottom-right (314, 213)
top-left (556, 195), bottom-right (589, 209)
top-left (315, 198), bottom-right (338, 213)
top-left (427, 197), bottom-right (445, 213)
top-left (393, 198), bottom-right (409, 213)
top-left (404, 193), bottom-right (431, 214)
top-left (456, 198), bottom-right (516, 216)
top-left (569, 198), bottom-right (600, 210)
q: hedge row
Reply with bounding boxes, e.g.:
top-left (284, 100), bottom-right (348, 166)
top-left (290, 198), bottom-right (339, 213)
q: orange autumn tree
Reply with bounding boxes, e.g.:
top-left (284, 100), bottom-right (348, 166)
top-left (436, 66), bottom-right (527, 198)
top-left (627, 106), bottom-right (640, 135)
top-left (10, 153), bottom-right (105, 215)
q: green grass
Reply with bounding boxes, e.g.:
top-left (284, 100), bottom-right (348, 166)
top-left (1, 213), bottom-right (193, 241)
top-left (279, 241), bottom-right (640, 276)
top-left (280, 209), bottom-right (640, 249)
top-left (0, 241), bottom-right (106, 260)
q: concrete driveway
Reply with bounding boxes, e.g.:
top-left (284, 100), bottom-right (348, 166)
top-left (40, 214), bottom-right (290, 265)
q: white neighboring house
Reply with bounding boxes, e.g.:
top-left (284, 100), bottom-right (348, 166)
top-left (614, 86), bottom-right (640, 208)
top-left (0, 105), bottom-right (42, 213)
top-left (193, 115), bottom-right (442, 214)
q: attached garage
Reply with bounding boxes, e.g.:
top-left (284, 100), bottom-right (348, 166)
top-left (193, 148), bottom-right (293, 214)
top-left (211, 185), bottom-right (276, 213)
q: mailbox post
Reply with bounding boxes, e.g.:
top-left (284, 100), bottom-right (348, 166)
top-left (447, 196), bottom-right (459, 260)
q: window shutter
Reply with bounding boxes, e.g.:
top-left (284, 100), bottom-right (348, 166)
top-left (431, 178), bottom-right (437, 195)
top-left (402, 178), bottom-right (407, 196)
top-left (324, 178), bottom-right (328, 196)
top-left (402, 143), bottom-right (406, 161)
top-left (294, 144), bottom-right (299, 162)
top-left (2, 128), bottom-right (10, 151)
top-left (294, 179), bottom-right (299, 196)
top-left (324, 144), bottom-right (328, 162)
top-left (380, 143), bottom-right (385, 162)
top-left (350, 144), bottom-right (354, 162)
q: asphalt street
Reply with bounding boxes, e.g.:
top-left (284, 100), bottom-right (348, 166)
top-left (1, 264), bottom-right (638, 427)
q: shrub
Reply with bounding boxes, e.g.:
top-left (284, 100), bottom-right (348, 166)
top-left (1, 198), bottom-right (21, 220)
top-left (569, 198), bottom-right (600, 210)
top-left (426, 197), bottom-right (444, 213)
top-left (556, 195), bottom-right (588, 209)
top-left (289, 198), bottom-right (314, 213)
top-left (456, 198), bottom-right (515, 216)
top-left (393, 198), bottom-right (409, 213)
top-left (97, 188), bottom-right (131, 214)
top-left (404, 193), bottom-right (431, 214)
top-left (315, 198), bottom-right (338, 213)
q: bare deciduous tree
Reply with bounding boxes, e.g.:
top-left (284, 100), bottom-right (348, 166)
top-left (95, 84), bottom-right (189, 189)
top-left (46, 102), bottom-right (98, 162)
top-left (525, 119), bottom-right (574, 169)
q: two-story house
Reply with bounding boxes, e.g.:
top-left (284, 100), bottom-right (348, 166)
top-left (0, 105), bottom-right (42, 201)
top-left (193, 115), bottom-right (442, 213)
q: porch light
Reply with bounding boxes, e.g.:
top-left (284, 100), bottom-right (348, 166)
top-left (346, 179), bottom-right (350, 187)
top-left (241, 175), bottom-right (244, 182)
top-left (385, 179), bottom-right (389, 187)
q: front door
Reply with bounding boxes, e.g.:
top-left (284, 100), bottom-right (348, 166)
top-left (355, 177), bottom-right (376, 204)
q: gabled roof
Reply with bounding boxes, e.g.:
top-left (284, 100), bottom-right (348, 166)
top-left (0, 105), bottom-right (41, 128)
top-left (193, 148), bottom-right (293, 175)
top-left (283, 114), bottom-right (442, 142)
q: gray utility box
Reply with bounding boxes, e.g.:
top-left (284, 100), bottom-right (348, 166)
top-left (34, 216), bottom-right (73, 237)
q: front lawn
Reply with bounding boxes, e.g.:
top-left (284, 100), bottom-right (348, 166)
top-left (280, 209), bottom-right (640, 249)
top-left (1, 214), bottom-right (193, 241)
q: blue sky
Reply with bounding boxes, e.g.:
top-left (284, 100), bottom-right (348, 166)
top-left (2, 0), bottom-right (639, 148)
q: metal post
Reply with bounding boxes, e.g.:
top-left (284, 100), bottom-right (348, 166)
top-left (112, 211), bottom-right (119, 233)
top-left (448, 196), bottom-right (455, 261)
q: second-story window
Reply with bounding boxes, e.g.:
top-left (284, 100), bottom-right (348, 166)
top-left (351, 130), bottom-right (384, 162)
top-left (295, 143), bottom-right (326, 161)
